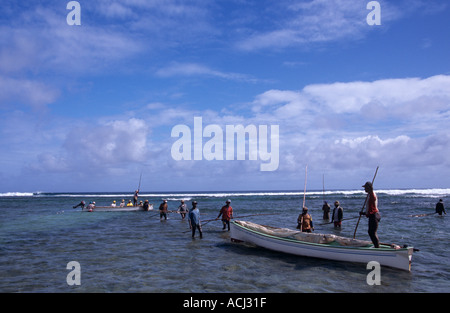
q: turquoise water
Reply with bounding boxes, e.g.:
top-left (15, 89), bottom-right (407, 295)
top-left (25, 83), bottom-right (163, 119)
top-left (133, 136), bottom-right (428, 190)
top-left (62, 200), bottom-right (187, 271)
top-left (0, 189), bottom-right (449, 292)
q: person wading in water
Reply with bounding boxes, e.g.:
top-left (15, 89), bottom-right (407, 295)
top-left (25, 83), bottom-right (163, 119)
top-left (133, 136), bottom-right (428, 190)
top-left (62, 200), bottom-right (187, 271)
top-left (216, 199), bottom-right (233, 231)
top-left (297, 207), bottom-right (314, 233)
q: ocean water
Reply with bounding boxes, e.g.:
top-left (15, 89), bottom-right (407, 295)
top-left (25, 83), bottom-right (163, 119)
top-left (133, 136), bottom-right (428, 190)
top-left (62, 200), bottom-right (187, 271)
top-left (0, 189), bottom-right (449, 293)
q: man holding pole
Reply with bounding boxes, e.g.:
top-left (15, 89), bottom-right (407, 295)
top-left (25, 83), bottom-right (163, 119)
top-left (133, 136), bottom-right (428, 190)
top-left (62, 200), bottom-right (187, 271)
top-left (134, 172), bottom-right (142, 206)
top-left (133, 189), bottom-right (139, 206)
top-left (360, 181), bottom-right (381, 248)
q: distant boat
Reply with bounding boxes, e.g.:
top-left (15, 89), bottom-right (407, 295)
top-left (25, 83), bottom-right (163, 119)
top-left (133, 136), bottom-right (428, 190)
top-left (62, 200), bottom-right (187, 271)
top-left (82, 204), bottom-right (153, 212)
top-left (230, 220), bottom-right (414, 271)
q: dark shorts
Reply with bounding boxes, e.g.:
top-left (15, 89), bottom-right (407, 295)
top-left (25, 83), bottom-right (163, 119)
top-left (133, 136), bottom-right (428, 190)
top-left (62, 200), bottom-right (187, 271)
top-left (368, 213), bottom-right (381, 247)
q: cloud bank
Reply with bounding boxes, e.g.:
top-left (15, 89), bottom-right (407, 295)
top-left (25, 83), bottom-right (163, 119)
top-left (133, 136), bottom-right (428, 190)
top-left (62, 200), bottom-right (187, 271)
top-left (1, 1), bottom-right (448, 191)
top-left (5, 74), bottom-right (446, 191)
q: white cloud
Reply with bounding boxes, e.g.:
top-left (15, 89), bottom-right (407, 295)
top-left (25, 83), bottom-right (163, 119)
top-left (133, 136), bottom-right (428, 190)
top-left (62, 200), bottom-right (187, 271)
top-left (100, 2), bottom-right (135, 19)
top-left (14, 117), bottom-right (151, 178)
top-left (246, 75), bottom-right (450, 177)
top-left (325, 133), bottom-right (450, 170)
top-left (236, 0), bottom-right (369, 51)
top-left (156, 63), bottom-right (222, 77)
top-left (0, 76), bottom-right (59, 109)
top-left (62, 118), bottom-right (149, 168)
top-left (155, 62), bottom-right (264, 83)
top-left (252, 90), bottom-right (304, 111)
top-left (303, 75), bottom-right (450, 116)
top-left (234, 0), bottom-right (443, 52)
top-left (92, 0), bottom-right (216, 49)
top-left (251, 75), bottom-right (450, 129)
top-left (11, 74), bottom-right (450, 180)
top-left (34, 153), bottom-right (69, 173)
top-left (336, 135), bottom-right (410, 149)
top-left (0, 6), bottom-right (145, 76)
top-left (2, 73), bottom-right (449, 191)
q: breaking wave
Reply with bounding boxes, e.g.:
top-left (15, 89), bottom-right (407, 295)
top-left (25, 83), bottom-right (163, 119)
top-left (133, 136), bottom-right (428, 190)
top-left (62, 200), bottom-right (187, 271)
top-left (1, 189), bottom-right (449, 198)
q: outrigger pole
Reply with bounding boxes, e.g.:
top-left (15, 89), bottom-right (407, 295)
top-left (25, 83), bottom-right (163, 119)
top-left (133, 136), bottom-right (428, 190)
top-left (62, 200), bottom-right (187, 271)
top-left (299, 165), bottom-right (308, 232)
top-left (302, 165), bottom-right (308, 209)
top-left (353, 166), bottom-right (379, 239)
top-left (138, 171), bottom-right (142, 190)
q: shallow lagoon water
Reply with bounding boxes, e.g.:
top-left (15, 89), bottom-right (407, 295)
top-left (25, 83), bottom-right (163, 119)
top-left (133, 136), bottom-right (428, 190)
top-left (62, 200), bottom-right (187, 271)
top-left (0, 190), bottom-right (449, 292)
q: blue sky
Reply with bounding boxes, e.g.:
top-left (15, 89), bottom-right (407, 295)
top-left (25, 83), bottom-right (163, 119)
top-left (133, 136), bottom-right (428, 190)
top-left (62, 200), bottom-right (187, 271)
top-left (1, 0), bottom-right (449, 192)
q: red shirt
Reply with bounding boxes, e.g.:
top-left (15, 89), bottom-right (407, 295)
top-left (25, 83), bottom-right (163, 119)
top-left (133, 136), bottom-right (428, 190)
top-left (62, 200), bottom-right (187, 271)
top-left (366, 191), bottom-right (379, 216)
top-left (219, 205), bottom-right (233, 220)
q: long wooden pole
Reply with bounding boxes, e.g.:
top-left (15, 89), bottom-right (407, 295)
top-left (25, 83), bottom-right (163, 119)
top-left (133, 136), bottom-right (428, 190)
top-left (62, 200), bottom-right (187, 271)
top-left (182, 213), bottom-right (278, 232)
top-left (318, 216), bottom-right (360, 226)
top-left (299, 165), bottom-right (308, 232)
top-left (201, 213), bottom-right (278, 224)
top-left (322, 174), bottom-right (325, 203)
top-left (409, 212), bottom-right (437, 218)
top-left (303, 165), bottom-right (308, 209)
top-left (138, 172), bottom-right (142, 190)
top-left (353, 166), bottom-right (379, 239)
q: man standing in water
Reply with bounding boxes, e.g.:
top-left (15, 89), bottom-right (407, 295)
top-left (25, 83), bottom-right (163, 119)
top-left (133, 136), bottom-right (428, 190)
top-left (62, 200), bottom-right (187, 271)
top-left (361, 181), bottom-right (381, 248)
top-left (133, 189), bottom-right (139, 206)
top-left (331, 201), bottom-right (344, 229)
top-left (159, 199), bottom-right (168, 220)
top-left (297, 207), bottom-right (314, 233)
top-left (188, 201), bottom-right (202, 239)
top-left (177, 200), bottom-right (188, 220)
top-left (435, 199), bottom-right (446, 216)
top-left (322, 201), bottom-right (331, 221)
top-left (216, 199), bottom-right (233, 231)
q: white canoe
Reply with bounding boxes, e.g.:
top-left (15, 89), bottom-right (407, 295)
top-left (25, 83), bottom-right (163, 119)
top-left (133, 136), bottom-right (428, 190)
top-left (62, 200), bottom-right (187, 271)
top-left (82, 204), bottom-right (153, 212)
top-left (230, 220), bottom-right (414, 271)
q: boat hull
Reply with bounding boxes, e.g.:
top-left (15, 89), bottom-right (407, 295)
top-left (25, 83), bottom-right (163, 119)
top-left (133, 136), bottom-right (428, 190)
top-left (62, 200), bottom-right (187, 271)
top-left (230, 220), bottom-right (413, 271)
top-left (82, 204), bottom-right (153, 212)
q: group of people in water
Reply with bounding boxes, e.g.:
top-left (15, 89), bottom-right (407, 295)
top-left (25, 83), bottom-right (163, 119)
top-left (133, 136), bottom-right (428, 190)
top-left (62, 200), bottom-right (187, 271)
top-left (296, 182), bottom-right (371, 234)
top-left (297, 200), bottom-right (345, 233)
top-left (297, 182), bottom-right (446, 248)
top-left (74, 195), bottom-right (234, 239)
top-left (164, 198), bottom-right (234, 239)
top-left (297, 181), bottom-right (383, 249)
top-left (110, 189), bottom-right (149, 208)
top-left (73, 182), bottom-right (446, 246)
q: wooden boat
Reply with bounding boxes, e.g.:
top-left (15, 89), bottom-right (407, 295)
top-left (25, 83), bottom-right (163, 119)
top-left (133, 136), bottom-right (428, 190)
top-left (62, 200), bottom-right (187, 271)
top-left (230, 220), bottom-right (414, 271)
top-left (82, 204), bottom-right (153, 212)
